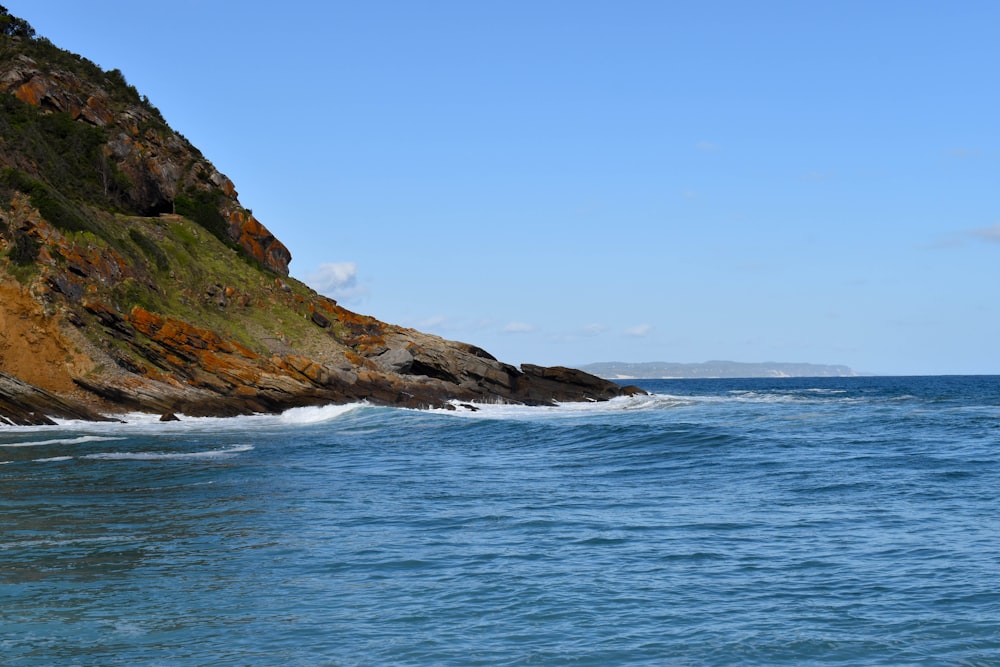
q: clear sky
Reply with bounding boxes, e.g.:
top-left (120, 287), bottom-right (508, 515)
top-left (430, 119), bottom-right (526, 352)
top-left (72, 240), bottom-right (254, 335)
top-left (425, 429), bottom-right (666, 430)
top-left (11, 1), bottom-right (1000, 375)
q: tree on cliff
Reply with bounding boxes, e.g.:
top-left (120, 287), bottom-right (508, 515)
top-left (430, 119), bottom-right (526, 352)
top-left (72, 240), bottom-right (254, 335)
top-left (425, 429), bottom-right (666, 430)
top-left (0, 6), bottom-right (35, 39)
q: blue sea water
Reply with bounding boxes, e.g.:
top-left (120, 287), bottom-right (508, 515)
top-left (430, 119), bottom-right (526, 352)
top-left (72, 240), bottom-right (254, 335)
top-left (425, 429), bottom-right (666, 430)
top-left (2, 375), bottom-right (1000, 666)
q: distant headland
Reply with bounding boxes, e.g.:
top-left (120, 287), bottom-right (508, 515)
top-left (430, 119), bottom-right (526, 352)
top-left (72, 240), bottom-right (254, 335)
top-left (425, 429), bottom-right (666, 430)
top-left (580, 361), bottom-right (859, 380)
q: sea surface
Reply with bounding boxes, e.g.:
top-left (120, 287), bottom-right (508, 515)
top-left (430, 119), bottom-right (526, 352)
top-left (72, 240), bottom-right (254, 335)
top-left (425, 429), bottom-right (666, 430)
top-left (2, 375), bottom-right (999, 666)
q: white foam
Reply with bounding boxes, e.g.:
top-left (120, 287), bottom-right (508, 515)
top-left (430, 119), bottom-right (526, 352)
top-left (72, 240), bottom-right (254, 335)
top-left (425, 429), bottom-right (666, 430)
top-left (428, 393), bottom-right (694, 420)
top-left (0, 403), bottom-right (370, 448)
top-left (277, 403), bottom-right (368, 425)
top-left (0, 435), bottom-right (124, 448)
top-left (83, 444), bottom-right (254, 461)
top-left (87, 404), bottom-right (369, 431)
top-left (717, 390), bottom-right (864, 406)
top-left (33, 456), bottom-right (74, 463)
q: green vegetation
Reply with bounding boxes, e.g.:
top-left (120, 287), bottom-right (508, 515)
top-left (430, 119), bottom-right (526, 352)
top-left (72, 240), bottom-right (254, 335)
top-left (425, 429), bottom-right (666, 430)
top-left (0, 5), bottom-right (34, 38)
top-left (173, 186), bottom-right (233, 247)
top-left (0, 94), bottom-right (131, 214)
top-left (1, 167), bottom-right (97, 233)
top-left (7, 226), bottom-right (38, 265)
top-left (0, 44), bottom-right (251, 266)
top-left (0, 5), bottom-right (302, 348)
top-left (0, 6), bottom-right (193, 231)
top-left (128, 228), bottom-right (169, 272)
top-left (101, 215), bottom-right (319, 356)
top-left (0, 6), bottom-right (163, 123)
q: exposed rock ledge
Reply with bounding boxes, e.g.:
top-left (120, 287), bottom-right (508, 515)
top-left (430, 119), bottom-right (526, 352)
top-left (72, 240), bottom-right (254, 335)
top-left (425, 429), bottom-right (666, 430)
top-left (1, 356), bottom-right (642, 425)
top-left (0, 373), bottom-right (115, 425)
top-left (0, 279), bottom-right (643, 424)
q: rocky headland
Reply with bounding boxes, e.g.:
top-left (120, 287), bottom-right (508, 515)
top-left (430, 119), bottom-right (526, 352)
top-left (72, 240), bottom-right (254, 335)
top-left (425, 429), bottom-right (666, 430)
top-left (0, 9), bottom-right (640, 425)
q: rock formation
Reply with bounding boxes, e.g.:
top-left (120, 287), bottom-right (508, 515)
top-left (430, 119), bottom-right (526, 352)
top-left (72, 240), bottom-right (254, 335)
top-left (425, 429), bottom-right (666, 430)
top-left (0, 11), bottom-right (641, 423)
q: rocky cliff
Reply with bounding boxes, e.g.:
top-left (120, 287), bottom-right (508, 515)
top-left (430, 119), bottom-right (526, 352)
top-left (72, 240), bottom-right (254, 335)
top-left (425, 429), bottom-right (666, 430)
top-left (0, 11), bottom-right (639, 424)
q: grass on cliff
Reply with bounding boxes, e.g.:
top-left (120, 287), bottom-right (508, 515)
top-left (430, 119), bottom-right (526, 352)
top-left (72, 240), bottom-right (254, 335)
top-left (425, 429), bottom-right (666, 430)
top-left (106, 214), bottom-right (334, 357)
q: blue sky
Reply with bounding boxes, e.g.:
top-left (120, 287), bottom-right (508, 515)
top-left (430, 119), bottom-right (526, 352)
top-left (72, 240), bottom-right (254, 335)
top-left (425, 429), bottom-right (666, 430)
top-left (14, 1), bottom-right (1000, 375)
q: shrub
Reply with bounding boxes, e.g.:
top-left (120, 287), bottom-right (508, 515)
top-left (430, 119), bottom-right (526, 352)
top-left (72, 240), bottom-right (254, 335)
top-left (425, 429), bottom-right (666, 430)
top-left (8, 228), bottom-right (38, 265)
top-left (174, 187), bottom-right (232, 246)
top-left (0, 96), bottom-right (130, 213)
top-left (1, 168), bottom-right (95, 233)
top-left (0, 6), bottom-right (35, 38)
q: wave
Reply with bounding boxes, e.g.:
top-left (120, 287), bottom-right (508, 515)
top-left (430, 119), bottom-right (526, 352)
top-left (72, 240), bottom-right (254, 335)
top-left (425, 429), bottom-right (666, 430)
top-left (83, 444), bottom-right (255, 461)
top-left (277, 403), bottom-right (369, 425)
top-left (0, 435), bottom-right (125, 448)
top-left (100, 403), bottom-right (372, 430)
top-left (713, 390), bottom-right (863, 405)
top-left (0, 388), bottom-right (872, 437)
top-left (4, 394), bottom-right (696, 435)
top-left (2, 403), bottom-right (373, 440)
top-left (427, 393), bottom-right (694, 420)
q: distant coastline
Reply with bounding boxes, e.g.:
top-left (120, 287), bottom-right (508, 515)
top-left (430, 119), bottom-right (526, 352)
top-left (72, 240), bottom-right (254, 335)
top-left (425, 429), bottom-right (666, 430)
top-left (580, 361), bottom-right (859, 380)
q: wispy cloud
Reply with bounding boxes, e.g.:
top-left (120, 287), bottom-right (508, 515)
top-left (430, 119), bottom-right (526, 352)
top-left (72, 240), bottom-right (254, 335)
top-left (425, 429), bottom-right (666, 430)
top-left (926, 223), bottom-right (1000, 249)
top-left (946, 148), bottom-right (980, 159)
top-left (695, 141), bottom-right (720, 153)
top-left (412, 315), bottom-right (449, 330)
top-left (581, 323), bottom-right (607, 336)
top-left (305, 262), bottom-right (367, 301)
top-left (403, 316), bottom-right (496, 335)
top-left (970, 224), bottom-right (1000, 243)
top-left (624, 324), bottom-right (653, 337)
top-left (503, 321), bottom-right (536, 333)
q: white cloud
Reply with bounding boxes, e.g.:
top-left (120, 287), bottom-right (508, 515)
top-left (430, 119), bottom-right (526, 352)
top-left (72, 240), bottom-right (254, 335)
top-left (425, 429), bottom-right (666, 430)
top-left (624, 324), bottom-right (653, 337)
top-left (305, 262), bottom-right (367, 301)
top-left (582, 323), bottom-right (607, 336)
top-left (503, 321), bottom-right (536, 333)
top-left (695, 141), bottom-right (720, 152)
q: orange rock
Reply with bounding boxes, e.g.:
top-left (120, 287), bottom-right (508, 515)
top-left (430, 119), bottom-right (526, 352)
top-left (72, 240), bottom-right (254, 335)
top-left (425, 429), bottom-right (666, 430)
top-left (13, 79), bottom-right (43, 106)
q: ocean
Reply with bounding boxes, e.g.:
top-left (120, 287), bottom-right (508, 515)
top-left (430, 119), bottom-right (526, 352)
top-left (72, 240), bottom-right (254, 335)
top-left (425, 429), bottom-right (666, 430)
top-left (2, 375), bottom-right (999, 666)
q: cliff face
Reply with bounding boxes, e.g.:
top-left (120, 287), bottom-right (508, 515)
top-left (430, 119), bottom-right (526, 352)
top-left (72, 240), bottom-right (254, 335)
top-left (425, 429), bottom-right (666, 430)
top-left (0, 44), bottom-right (291, 274)
top-left (0, 17), bottom-right (639, 424)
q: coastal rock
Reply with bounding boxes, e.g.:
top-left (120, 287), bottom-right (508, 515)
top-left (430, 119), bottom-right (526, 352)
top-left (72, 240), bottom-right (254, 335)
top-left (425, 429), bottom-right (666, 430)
top-left (516, 364), bottom-right (643, 403)
top-left (0, 372), bottom-right (115, 425)
top-left (0, 17), bottom-right (642, 421)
